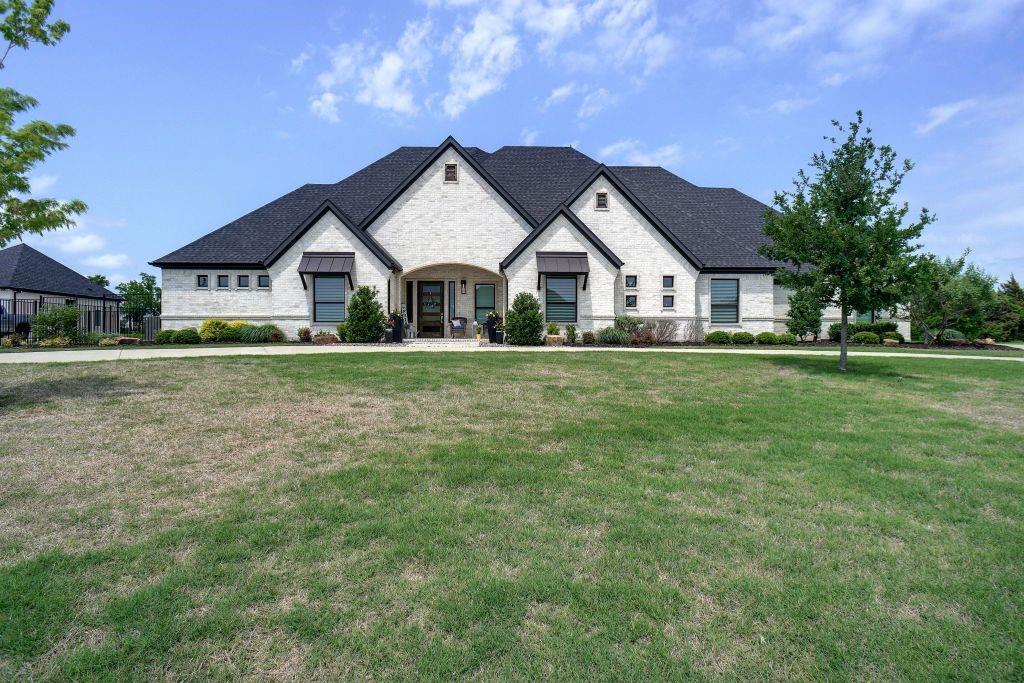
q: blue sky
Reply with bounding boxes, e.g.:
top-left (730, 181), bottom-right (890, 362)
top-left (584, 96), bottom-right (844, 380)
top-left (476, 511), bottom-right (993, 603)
top-left (9, 0), bottom-right (1024, 285)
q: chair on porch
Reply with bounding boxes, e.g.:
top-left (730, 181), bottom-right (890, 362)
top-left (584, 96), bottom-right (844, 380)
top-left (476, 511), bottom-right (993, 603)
top-left (449, 316), bottom-right (467, 339)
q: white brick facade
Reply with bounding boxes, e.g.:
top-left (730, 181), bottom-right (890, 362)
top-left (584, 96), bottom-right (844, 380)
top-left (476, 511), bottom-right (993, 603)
top-left (160, 150), bottom-right (779, 340)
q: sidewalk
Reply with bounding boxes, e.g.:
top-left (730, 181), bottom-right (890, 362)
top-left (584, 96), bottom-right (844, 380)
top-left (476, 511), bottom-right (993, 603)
top-left (2, 342), bottom-right (1023, 364)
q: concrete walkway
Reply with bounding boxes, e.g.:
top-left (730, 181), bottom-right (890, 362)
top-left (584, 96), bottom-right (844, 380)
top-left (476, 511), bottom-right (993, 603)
top-left (1, 342), bottom-right (1022, 364)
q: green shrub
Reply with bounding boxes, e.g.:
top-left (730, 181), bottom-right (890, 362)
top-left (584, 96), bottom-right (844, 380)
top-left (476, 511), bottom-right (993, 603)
top-left (882, 331), bottom-right (904, 343)
top-left (776, 332), bottom-right (798, 345)
top-left (786, 288), bottom-right (824, 340)
top-left (31, 305), bottom-right (79, 341)
top-left (581, 330), bottom-right (596, 345)
top-left (98, 337), bottom-right (119, 347)
top-left (37, 336), bottom-right (72, 347)
top-left (238, 323), bottom-right (284, 344)
top-left (154, 329), bottom-right (176, 344)
top-left (546, 322), bottom-right (561, 336)
top-left (75, 332), bottom-right (118, 346)
top-left (346, 285), bottom-right (387, 342)
top-left (297, 327), bottom-right (312, 343)
top-left (704, 330), bottom-right (732, 344)
top-left (597, 326), bottom-right (629, 345)
top-left (505, 292), bottom-right (544, 346)
top-left (199, 318), bottom-right (227, 342)
top-left (941, 328), bottom-right (966, 342)
top-left (732, 331), bottom-right (755, 344)
top-left (828, 320), bottom-right (898, 341)
top-left (216, 325), bottom-right (241, 342)
top-left (851, 331), bottom-right (880, 344)
top-left (565, 323), bottom-right (577, 344)
top-left (335, 322), bottom-right (348, 340)
top-left (1, 333), bottom-right (23, 348)
top-left (173, 328), bottom-right (201, 344)
top-left (755, 332), bottom-right (779, 345)
top-left (614, 315), bottom-right (643, 337)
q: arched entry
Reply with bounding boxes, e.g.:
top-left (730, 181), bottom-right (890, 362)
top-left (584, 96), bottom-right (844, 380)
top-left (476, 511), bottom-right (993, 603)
top-left (400, 263), bottom-right (505, 339)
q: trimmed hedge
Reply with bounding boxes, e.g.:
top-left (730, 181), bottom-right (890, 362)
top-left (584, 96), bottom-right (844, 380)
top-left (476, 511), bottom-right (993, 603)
top-left (173, 328), bottom-right (201, 344)
top-left (581, 330), bottom-right (596, 345)
top-left (883, 331), bottom-right (904, 343)
top-left (199, 318), bottom-right (227, 342)
top-left (851, 331), bottom-right (880, 344)
top-left (732, 331), bottom-right (755, 344)
top-left (755, 332), bottom-right (779, 345)
top-left (828, 320), bottom-right (898, 341)
top-left (776, 332), bottom-right (798, 345)
top-left (505, 292), bottom-right (544, 346)
top-left (154, 329), bottom-right (176, 344)
top-left (704, 331), bottom-right (732, 344)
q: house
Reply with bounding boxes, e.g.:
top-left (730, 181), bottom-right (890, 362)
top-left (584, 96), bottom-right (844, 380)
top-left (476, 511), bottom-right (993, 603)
top-left (152, 137), bottom-right (909, 340)
top-left (0, 243), bottom-right (122, 337)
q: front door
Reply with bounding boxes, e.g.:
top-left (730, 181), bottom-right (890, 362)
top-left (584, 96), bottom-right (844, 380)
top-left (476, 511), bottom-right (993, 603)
top-left (417, 281), bottom-right (444, 338)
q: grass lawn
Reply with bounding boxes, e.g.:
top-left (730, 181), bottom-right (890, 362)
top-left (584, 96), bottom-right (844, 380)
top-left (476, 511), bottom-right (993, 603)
top-left (1, 352), bottom-right (1022, 679)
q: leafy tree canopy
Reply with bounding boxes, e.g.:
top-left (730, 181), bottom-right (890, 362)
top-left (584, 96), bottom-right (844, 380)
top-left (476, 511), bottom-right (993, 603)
top-left (86, 273), bottom-right (109, 288)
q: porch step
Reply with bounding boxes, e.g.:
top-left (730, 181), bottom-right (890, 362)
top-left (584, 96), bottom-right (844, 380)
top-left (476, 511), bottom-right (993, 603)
top-left (405, 338), bottom-right (482, 347)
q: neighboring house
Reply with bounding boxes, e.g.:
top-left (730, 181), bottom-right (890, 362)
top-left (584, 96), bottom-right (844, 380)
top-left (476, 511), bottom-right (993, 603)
top-left (152, 137), bottom-right (908, 340)
top-left (0, 243), bottom-right (122, 337)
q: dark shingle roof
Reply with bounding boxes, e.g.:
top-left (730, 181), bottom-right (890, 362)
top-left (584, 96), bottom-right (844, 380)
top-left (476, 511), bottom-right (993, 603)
top-left (0, 243), bottom-right (121, 299)
top-left (152, 140), bottom-right (779, 271)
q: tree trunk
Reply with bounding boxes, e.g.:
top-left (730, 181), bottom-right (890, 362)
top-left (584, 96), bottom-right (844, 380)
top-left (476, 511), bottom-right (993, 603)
top-left (839, 307), bottom-right (849, 372)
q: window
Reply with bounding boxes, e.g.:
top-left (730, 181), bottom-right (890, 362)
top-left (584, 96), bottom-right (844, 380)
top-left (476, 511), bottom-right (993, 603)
top-left (257, 275), bottom-right (270, 288)
top-left (596, 191), bottom-right (609, 210)
top-left (237, 274), bottom-right (249, 288)
top-left (625, 274), bottom-right (637, 288)
top-left (625, 294), bottom-right (637, 309)
top-left (662, 275), bottom-right (675, 289)
top-left (475, 283), bottom-right (495, 323)
top-left (313, 275), bottom-right (346, 322)
top-left (662, 295), bottom-right (674, 309)
top-left (448, 281), bottom-right (456, 320)
top-left (217, 275), bottom-right (229, 288)
top-left (856, 310), bottom-right (876, 323)
top-left (444, 163), bottom-right (458, 182)
top-left (545, 276), bottom-right (577, 322)
top-left (196, 274), bottom-right (209, 288)
top-left (710, 279), bottom-right (739, 324)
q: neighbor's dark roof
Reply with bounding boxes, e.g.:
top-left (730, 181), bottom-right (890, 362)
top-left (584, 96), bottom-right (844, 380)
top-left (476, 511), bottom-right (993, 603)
top-left (152, 140), bottom-right (780, 271)
top-left (0, 243), bottom-right (121, 299)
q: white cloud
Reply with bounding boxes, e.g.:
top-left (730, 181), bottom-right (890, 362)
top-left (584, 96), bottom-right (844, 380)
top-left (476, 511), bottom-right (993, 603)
top-left (820, 72), bottom-right (848, 87)
top-left (543, 82), bottom-right (580, 109)
top-left (290, 48), bottom-right (312, 73)
top-left (29, 174), bottom-right (58, 195)
top-left (356, 20), bottom-right (433, 115)
top-left (442, 9), bottom-right (520, 118)
top-left (915, 98), bottom-right (977, 135)
top-left (598, 138), bottom-right (682, 166)
top-left (768, 96), bottom-right (817, 114)
top-left (58, 233), bottom-right (105, 254)
top-left (520, 128), bottom-right (541, 144)
top-left (522, 1), bottom-right (584, 53)
top-left (580, 0), bottom-right (674, 74)
top-left (577, 87), bottom-right (615, 118)
top-left (310, 91), bottom-right (341, 123)
top-left (84, 253), bottom-right (129, 269)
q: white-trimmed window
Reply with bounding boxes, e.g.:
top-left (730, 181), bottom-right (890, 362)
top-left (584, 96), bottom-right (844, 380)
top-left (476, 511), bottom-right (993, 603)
top-left (237, 274), bottom-right (249, 288)
top-left (625, 274), bottom-right (637, 288)
top-left (662, 295), bottom-right (675, 310)
top-left (596, 191), bottom-right (609, 210)
top-left (196, 274), bottom-right (209, 289)
top-left (216, 274), bottom-right (229, 288)
top-left (662, 275), bottom-right (675, 289)
top-left (625, 294), bottom-right (637, 309)
top-left (444, 163), bottom-right (458, 183)
top-left (257, 274), bottom-right (270, 288)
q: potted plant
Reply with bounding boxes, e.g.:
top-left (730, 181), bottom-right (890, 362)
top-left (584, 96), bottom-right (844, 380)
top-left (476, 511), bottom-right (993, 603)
top-left (388, 309), bottom-right (404, 343)
top-left (544, 322), bottom-right (565, 346)
top-left (485, 310), bottom-right (503, 343)
top-left (494, 322), bottom-right (505, 344)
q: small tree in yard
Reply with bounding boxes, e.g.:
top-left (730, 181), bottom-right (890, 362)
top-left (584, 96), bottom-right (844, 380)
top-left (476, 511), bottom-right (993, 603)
top-left (785, 286), bottom-right (824, 340)
top-left (87, 274), bottom-right (109, 287)
top-left (905, 252), bottom-right (996, 344)
top-left (504, 292), bottom-right (544, 345)
top-left (345, 285), bottom-right (386, 342)
top-left (760, 112), bottom-right (932, 371)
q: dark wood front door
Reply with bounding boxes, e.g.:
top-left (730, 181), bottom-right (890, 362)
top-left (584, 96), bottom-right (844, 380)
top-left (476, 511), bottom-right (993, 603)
top-left (417, 281), bottom-right (444, 338)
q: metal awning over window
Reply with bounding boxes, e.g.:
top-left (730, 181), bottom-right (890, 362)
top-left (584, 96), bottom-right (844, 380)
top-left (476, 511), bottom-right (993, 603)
top-left (536, 251), bottom-right (590, 289)
top-left (298, 252), bottom-right (354, 290)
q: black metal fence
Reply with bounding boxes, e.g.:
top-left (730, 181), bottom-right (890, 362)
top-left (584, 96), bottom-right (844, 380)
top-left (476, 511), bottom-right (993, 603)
top-left (0, 296), bottom-right (160, 340)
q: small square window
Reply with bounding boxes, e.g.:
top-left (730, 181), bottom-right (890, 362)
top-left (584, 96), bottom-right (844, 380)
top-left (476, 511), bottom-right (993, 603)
top-left (662, 275), bottom-right (675, 289)
top-left (257, 274), bottom-right (270, 288)
top-left (217, 275), bottom-right (229, 288)
top-left (237, 275), bottom-right (249, 288)
top-left (625, 294), bottom-right (637, 308)
top-left (596, 192), bottom-right (609, 210)
top-left (444, 163), bottom-right (458, 182)
top-left (662, 295), bottom-right (674, 309)
top-left (196, 274), bottom-right (209, 288)
top-left (625, 274), bottom-right (637, 288)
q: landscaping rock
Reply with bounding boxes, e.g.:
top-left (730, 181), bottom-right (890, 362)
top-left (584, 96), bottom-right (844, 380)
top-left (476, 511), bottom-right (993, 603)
top-left (313, 333), bottom-right (340, 345)
top-left (544, 334), bottom-right (565, 346)
top-left (116, 337), bottom-right (141, 345)
top-left (882, 338), bottom-right (900, 347)
top-left (979, 337), bottom-right (997, 346)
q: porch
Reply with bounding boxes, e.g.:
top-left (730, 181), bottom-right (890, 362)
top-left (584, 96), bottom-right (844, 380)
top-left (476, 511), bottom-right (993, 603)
top-left (398, 264), bottom-right (505, 339)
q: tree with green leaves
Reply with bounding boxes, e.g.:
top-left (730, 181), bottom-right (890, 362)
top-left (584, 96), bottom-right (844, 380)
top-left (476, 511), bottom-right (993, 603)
top-left (86, 273), bottom-right (109, 287)
top-left (785, 286), bottom-right (824, 340)
top-left (344, 285), bottom-right (386, 342)
top-left (905, 252), bottom-right (996, 344)
top-left (993, 274), bottom-right (1024, 341)
top-left (116, 272), bottom-right (161, 331)
top-left (1, 0), bottom-right (85, 247)
top-left (760, 112), bottom-right (932, 371)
